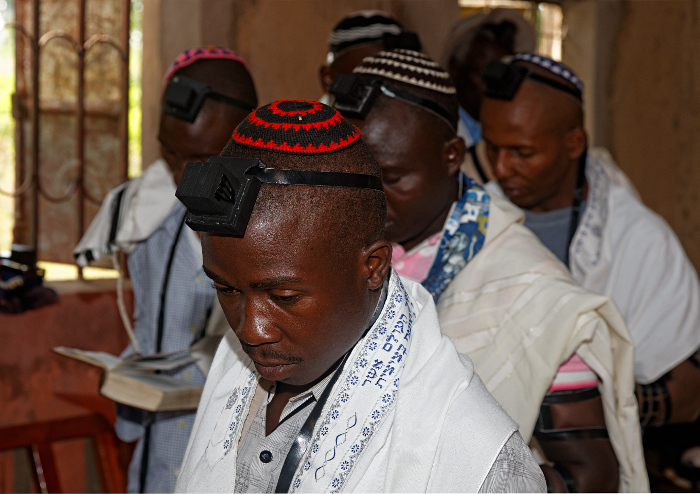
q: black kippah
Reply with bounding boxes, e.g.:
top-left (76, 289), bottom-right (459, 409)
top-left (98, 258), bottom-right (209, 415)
top-left (329, 11), bottom-right (403, 55)
top-left (232, 100), bottom-right (361, 154)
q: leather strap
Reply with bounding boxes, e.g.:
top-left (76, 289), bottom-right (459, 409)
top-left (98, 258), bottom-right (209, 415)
top-left (638, 371), bottom-right (672, 427)
top-left (565, 148), bottom-right (588, 267)
top-left (378, 82), bottom-right (456, 131)
top-left (528, 71), bottom-right (582, 101)
top-left (542, 386), bottom-right (600, 405)
top-left (535, 427), bottom-right (609, 442)
top-left (254, 168), bottom-right (383, 191)
top-left (468, 145), bottom-right (489, 184)
top-left (207, 91), bottom-right (255, 113)
top-left (275, 353), bottom-right (350, 493)
top-left (140, 212), bottom-right (186, 493)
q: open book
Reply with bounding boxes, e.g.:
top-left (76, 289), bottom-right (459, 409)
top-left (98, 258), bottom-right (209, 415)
top-left (53, 347), bottom-right (203, 412)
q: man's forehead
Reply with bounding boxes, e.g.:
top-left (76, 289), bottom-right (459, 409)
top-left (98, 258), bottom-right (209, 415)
top-left (481, 92), bottom-right (554, 142)
top-left (365, 94), bottom-right (428, 132)
top-left (204, 201), bottom-right (325, 251)
top-left (202, 214), bottom-right (333, 284)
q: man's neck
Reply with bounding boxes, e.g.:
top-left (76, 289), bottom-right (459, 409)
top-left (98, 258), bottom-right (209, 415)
top-left (528, 181), bottom-right (589, 213)
top-left (263, 286), bottom-right (384, 435)
top-left (400, 193), bottom-right (457, 253)
top-left (265, 355), bottom-right (343, 436)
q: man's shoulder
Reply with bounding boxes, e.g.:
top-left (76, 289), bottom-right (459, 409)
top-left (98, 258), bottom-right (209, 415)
top-left (586, 149), bottom-right (672, 246)
top-left (426, 368), bottom-right (523, 492)
top-left (447, 203), bottom-right (572, 296)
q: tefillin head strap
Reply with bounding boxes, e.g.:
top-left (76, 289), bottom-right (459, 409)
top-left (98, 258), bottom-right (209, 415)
top-left (482, 59), bottom-right (583, 103)
top-left (331, 74), bottom-right (456, 131)
top-left (164, 75), bottom-right (255, 123)
top-left (175, 157), bottom-right (382, 235)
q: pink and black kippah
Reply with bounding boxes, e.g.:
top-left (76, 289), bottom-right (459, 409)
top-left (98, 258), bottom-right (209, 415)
top-left (232, 100), bottom-right (361, 154)
top-left (163, 46), bottom-right (248, 84)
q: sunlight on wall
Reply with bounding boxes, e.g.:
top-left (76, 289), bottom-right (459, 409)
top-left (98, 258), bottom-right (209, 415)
top-left (0, 1), bottom-right (15, 255)
top-left (38, 261), bottom-right (119, 281)
top-left (459, 0), bottom-right (564, 61)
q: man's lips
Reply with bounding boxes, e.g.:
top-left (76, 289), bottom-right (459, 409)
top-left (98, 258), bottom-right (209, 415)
top-left (252, 358), bottom-right (294, 367)
top-left (251, 360), bottom-right (296, 381)
top-left (499, 184), bottom-right (527, 199)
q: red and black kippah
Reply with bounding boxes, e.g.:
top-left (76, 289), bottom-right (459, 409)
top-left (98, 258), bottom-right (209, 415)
top-left (231, 100), bottom-right (361, 155)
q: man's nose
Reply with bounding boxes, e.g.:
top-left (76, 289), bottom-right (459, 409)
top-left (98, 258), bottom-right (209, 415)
top-left (491, 149), bottom-right (515, 180)
top-left (235, 296), bottom-right (277, 346)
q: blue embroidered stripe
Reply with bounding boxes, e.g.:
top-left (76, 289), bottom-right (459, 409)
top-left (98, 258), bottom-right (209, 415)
top-left (422, 174), bottom-right (490, 302)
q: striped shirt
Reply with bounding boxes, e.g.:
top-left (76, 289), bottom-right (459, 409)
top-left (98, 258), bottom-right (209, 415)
top-left (115, 202), bottom-right (216, 493)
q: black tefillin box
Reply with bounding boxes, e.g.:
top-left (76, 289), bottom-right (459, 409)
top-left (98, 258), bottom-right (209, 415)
top-left (176, 156), bottom-right (383, 236)
top-left (176, 157), bottom-right (264, 235)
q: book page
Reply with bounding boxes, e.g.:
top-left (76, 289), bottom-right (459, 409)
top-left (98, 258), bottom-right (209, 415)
top-left (101, 370), bottom-right (202, 411)
top-left (53, 346), bottom-right (122, 370)
top-left (121, 353), bottom-right (195, 372)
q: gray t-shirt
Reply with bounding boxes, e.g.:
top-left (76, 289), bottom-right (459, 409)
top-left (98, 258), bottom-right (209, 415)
top-left (523, 202), bottom-right (586, 264)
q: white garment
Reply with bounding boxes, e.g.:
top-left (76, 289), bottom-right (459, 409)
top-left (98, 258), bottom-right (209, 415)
top-left (176, 272), bottom-right (533, 493)
top-left (487, 148), bottom-right (700, 384)
top-left (73, 159), bottom-right (178, 265)
top-left (420, 192), bottom-right (648, 492)
top-left (74, 158), bottom-right (230, 375)
top-left (570, 148), bottom-right (700, 383)
top-left (457, 117), bottom-right (475, 148)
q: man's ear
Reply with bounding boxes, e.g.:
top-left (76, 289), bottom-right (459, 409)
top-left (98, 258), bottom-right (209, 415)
top-left (319, 65), bottom-right (334, 94)
top-left (443, 135), bottom-right (466, 178)
top-left (565, 126), bottom-right (587, 161)
top-left (361, 239), bottom-right (393, 291)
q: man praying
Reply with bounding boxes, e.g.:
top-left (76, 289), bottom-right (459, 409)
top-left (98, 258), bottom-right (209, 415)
top-left (480, 53), bottom-right (700, 463)
top-left (333, 49), bottom-right (647, 492)
top-left (174, 100), bottom-right (545, 493)
top-left (74, 47), bottom-right (258, 492)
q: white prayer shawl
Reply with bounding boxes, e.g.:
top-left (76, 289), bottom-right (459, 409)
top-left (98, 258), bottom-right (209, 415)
top-left (436, 193), bottom-right (649, 492)
top-left (73, 159), bottom-right (230, 373)
top-left (569, 148), bottom-right (700, 384)
top-left (176, 272), bottom-right (520, 493)
top-left (73, 159), bottom-right (180, 265)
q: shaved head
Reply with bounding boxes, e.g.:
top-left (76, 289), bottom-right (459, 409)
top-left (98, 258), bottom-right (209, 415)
top-left (158, 58), bottom-right (258, 184)
top-left (198, 101), bottom-right (391, 386)
top-left (513, 62), bottom-right (584, 132)
top-left (219, 139), bottom-right (386, 262)
top-left (481, 62), bottom-right (587, 212)
top-left (173, 58), bottom-right (258, 110)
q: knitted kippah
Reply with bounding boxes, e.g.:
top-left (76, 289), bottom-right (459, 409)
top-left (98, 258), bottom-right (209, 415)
top-left (163, 46), bottom-right (248, 84)
top-left (354, 49), bottom-right (456, 95)
top-left (511, 53), bottom-right (584, 95)
top-left (231, 100), bottom-right (361, 154)
top-left (328, 11), bottom-right (403, 55)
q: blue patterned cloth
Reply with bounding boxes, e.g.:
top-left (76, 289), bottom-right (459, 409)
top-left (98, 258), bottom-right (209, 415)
top-left (115, 202), bottom-right (216, 493)
top-left (422, 175), bottom-right (490, 302)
